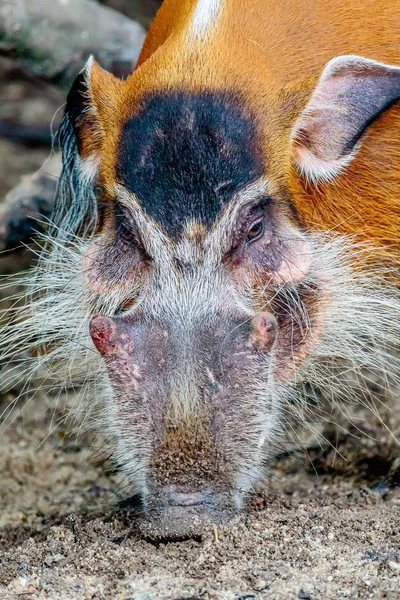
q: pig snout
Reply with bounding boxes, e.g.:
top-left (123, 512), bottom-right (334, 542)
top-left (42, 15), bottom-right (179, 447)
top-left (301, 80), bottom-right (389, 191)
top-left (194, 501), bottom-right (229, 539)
top-left (138, 485), bottom-right (237, 540)
top-left (89, 310), bottom-right (278, 538)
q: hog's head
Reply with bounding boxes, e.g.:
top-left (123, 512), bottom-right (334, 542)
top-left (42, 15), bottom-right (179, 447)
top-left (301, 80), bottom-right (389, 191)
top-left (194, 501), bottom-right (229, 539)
top-left (57, 52), bottom-right (400, 538)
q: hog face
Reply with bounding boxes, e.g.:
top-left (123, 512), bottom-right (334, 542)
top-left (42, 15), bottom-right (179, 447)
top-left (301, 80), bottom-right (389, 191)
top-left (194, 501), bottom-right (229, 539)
top-left (74, 90), bottom-right (315, 538)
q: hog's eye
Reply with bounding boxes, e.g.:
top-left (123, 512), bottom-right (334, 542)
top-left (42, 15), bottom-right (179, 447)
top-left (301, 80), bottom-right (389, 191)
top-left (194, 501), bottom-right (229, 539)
top-left (114, 204), bottom-right (142, 247)
top-left (119, 221), bottom-right (138, 245)
top-left (246, 219), bottom-right (264, 245)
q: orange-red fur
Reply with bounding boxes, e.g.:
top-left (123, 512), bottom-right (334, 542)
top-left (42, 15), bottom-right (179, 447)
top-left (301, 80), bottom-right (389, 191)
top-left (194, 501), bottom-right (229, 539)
top-left (86, 0), bottom-right (400, 269)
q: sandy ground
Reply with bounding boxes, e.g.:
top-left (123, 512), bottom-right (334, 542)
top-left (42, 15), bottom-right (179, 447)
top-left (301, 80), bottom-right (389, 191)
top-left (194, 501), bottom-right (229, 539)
top-left (1, 385), bottom-right (400, 600)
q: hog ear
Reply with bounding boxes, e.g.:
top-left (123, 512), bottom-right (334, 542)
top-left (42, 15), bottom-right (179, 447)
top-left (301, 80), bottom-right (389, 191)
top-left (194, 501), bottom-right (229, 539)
top-left (291, 55), bottom-right (400, 183)
top-left (55, 59), bottom-right (121, 239)
top-left (61, 57), bottom-right (120, 182)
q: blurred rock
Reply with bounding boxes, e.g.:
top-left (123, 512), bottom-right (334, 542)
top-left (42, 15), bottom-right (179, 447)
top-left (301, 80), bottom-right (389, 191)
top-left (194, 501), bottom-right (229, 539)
top-left (0, 153), bottom-right (61, 261)
top-left (0, 0), bottom-right (146, 87)
top-left (102, 0), bottom-right (162, 28)
top-left (0, 57), bottom-right (64, 153)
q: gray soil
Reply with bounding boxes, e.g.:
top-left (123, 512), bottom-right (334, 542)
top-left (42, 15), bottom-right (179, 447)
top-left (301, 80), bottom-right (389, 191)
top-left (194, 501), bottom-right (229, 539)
top-left (1, 385), bottom-right (400, 600)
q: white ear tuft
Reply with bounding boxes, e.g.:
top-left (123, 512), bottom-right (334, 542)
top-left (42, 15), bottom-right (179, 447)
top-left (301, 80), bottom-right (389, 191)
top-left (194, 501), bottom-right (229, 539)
top-left (79, 153), bottom-right (101, 183)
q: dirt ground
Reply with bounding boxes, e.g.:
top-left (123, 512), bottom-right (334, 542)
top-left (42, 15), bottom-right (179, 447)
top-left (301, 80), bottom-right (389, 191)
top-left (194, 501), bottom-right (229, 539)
top-left (0, 55), bottom-right (400, 600)
top-left (1, 385), bottom-right (400, 600)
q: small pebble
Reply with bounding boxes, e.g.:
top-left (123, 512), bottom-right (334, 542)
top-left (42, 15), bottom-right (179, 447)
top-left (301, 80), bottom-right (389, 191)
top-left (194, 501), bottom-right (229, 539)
top-left (43, 554), bottom-right (64, 567)
top-left (251, 577), bottom-right (268, 591)
top-left (387, 560), bottom-right (400, 573)
top-left (298, 589), bottom-right (313, 600)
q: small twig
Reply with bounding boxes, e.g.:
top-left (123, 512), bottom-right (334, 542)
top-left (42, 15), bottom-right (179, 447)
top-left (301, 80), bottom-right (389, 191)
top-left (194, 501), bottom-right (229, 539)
top-left (213, 523), bottom-right (219, 543)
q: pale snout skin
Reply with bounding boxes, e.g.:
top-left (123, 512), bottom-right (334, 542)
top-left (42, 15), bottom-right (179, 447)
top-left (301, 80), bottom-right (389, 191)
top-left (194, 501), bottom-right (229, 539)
top-left (90, 310), bottom-right (278, 539)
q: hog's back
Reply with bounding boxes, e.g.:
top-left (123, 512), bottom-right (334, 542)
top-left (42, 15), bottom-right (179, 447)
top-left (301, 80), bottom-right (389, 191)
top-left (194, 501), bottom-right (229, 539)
top-left (139, 0), bottom-right (400, 81)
